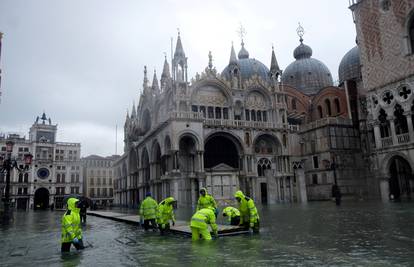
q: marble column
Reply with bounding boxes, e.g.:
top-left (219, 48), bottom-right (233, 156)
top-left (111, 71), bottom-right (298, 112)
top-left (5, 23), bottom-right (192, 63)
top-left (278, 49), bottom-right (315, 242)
top-left (405, 113), bottom-right (414, 142)
top-left (373, 122), bottom-right (382, 148)
top-left (296, 168), bottom-right (307, 203)
top-left (389, 117), bottom-right (398, 145)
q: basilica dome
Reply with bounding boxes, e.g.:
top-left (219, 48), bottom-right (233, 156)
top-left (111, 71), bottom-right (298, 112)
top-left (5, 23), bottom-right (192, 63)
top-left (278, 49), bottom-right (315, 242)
top-left (338, 46), bottom-right (361, 84)
top-left (282, 41), bottom-right (333, 95)
top-left (222, 42), bottom-right (270, 83)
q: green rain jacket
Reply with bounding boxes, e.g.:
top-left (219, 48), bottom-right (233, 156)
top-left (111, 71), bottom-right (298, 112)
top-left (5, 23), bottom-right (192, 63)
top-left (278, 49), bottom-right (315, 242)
top-left (156, 197), bottom-right (176, 226)
top-left (61, 198), bottom-right (82, 243)
top-left (234, 190), bottom-right (259, 225)
top-left (196, 188), bottom-right (217, 211)
top-left (222, 206), bottom-right (241, 222)
top-left (190, 208), bottom-right (218, 233)
top-left (139, 196), bottom-right (158, 220)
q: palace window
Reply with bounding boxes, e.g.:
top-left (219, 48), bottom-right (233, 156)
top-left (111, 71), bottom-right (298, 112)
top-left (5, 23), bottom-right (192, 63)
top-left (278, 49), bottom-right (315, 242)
top-left (409, 14), bottom-right (414, 54)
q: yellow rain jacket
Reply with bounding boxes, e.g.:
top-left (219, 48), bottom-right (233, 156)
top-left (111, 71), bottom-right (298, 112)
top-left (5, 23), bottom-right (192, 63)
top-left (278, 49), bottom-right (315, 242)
top-left (196, 188), bottom-right (217, 211)
top-left (61, 198), bottom-right (82, 243)
top-left (190, 208), bottom-right (218, 234)
top-left (234, 190), bottom-right (259, 225)
top-left (156, 197), bottom-right (176, 227)
top-left (139, 196), bottom-right (158, 220)
top-left (222, 206), bottom-right (240, 222)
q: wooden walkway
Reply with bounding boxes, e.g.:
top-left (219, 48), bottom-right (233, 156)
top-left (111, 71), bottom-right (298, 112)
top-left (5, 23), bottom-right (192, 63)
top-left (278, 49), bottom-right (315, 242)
top-left (87, 211), bottom-right (249, 237)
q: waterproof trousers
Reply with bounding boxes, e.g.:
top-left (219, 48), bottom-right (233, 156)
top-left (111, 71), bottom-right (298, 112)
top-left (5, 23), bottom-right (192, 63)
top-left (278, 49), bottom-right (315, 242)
top-left (61, 239), bottom-right (85, 252)
top-left (191, 226), bottom-right (212, 241)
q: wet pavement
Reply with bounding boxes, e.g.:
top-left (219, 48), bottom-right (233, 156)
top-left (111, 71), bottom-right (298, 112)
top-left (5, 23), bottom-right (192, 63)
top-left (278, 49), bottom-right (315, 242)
top-left (1, 200), bottom-right (414, 266)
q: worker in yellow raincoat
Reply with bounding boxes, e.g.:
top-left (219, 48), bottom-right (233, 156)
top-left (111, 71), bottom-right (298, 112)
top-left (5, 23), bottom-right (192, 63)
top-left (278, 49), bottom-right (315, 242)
top-left (190, 207), bottom-right (218, 241)
top-left (234, 190), bottom-right (259, 233)
top-left (156, 197), bottom-right (176, 235)
top-left (61, 197), bottom-right (84, 252)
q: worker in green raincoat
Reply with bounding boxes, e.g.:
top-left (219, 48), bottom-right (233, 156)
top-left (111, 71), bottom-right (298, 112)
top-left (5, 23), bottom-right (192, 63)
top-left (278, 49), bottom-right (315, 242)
top-left (139, 192), bottom-right (158, 231)
top-left (222, 206), bottom-right (241, 226)
top-left (196, 188), bottom-right (217, 211)
top-left (190, 207), bottom-right (218, 241)
top-left (234, 190), bottom-right (259, 233)
top-left (61, 197), bottom-right (84, 252)
top-left (156, 197), bottom-right (176, 235)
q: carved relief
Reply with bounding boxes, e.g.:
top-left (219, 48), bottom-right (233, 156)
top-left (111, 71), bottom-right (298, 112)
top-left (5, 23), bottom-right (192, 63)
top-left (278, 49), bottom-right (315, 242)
top-left (246, 91), bottom-right (266, 109)
top-left (194, 86), bottom-right (227, 106)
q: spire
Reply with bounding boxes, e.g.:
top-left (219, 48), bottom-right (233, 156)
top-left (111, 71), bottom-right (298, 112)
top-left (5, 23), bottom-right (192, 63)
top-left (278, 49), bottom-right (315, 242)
top-left (126, 109), bottom-right (130, 120)
top-left (161, 54), bottom-right (171, 79)
top-left (131, 102), bottom-right (136, 118)
top-left (143, 66), bottom-right (148, 89)
top-left (152, 69), bottom-right (159, 93)
top-left (208, 51), bottom-right (213, 70)
top-left (270, 45), bottom-right (280, 72)
top-left (174, 29), bottom-right (185, 59)
top-left (229, 42), bottom-right (237, 65)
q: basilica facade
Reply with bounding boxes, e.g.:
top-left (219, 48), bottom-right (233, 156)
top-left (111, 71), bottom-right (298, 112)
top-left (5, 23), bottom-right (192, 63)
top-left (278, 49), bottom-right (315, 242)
top-left (114, 0), bottom-right (414, 207)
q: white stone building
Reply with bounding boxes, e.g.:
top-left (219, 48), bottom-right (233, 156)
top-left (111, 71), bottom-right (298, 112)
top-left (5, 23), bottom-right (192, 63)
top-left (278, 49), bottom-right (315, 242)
top-left (0, 113), bottom-right (83, 210)
top-left (82, 154), bottom-right (120, 206)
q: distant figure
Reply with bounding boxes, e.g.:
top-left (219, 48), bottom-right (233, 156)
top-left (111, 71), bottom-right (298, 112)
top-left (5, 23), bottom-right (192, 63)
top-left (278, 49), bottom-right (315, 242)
top-left (190, 207), bottom-right (218, 241)
top-left (50, 203), bottom-right (54, 211)
top-left (156, 197), bottom-right (177, 235)
top-left (79, 200), bottom-right (89, 224)
top-left (222, 206), bottom-right (241, 226)
top-left (332, 184), bottom-right (342, 206)
top-left (234, 190), bottom-right (260, 233)
top-left (61, 198), bottom-right (84, 253)
top-left (139, 192), bottom-right (158, 231)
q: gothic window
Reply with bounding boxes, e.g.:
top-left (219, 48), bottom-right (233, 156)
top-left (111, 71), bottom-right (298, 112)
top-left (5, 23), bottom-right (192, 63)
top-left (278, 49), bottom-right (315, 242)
top-left (245, 109), bottom-right (250, 121)
top-left (263, 111), bottom-right (267, 122)
top-left (312, 174), bottom-right (318, 185)
top-left (24, 173), bottom-right (29, 183)
top-left (257, 158), bottom-right (272, 177)
top-left (292, 98), bottom-right (297, 110)
top-left (325, 99), bottom-right (332, 116)
top-left (251, 110), bottom-right (256, 121)
top-left (318, 106), bottom-right (323, 119)
top-left (378, 108), bottom-right (391, 138)
top-left (257, 111), bottom-right (262, 121)
top-left (223, 108), bottom-right (229, 119)
top-left (192, 105), bottom-right (198, 112)
top-left (18, 173), bottom-right (23, 183)
top-left (394, 104), bottom-right (408, 135)
top-left (245, 132), bottom-right (250, 147)
top-left (334, 99), bottom-right (340, 114)
top-left (215, 107), bottom-right (222, 119)
top-left (208, 106), bottom-right (214, 118)
top-left (200, 106), bottom-right (206, 117)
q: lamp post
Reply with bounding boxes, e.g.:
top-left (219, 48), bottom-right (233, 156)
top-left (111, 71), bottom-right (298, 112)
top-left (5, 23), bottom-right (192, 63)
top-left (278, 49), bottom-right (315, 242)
top-left (1, 141), bottom-right (33, 224)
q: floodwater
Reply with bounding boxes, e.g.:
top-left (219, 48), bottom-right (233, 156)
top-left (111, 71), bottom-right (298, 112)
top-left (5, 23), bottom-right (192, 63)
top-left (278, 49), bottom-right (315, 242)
top-left (1, 201), bottom-right (414, 266)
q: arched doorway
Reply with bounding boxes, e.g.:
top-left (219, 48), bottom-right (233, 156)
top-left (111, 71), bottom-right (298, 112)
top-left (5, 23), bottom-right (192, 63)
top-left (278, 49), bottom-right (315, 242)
top-left (389, 156), bottom-right (413, 200)
top-left (204, 135), bottom-right (240, 168)
top-left (204, 133), bottom-right (242, 203)
top-left (34, 188), bottom-right (49, 210)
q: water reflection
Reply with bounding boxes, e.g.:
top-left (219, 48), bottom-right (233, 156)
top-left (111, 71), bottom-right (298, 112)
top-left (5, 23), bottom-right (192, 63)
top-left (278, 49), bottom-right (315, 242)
top-left (1, 201), bottom-right (414, 266)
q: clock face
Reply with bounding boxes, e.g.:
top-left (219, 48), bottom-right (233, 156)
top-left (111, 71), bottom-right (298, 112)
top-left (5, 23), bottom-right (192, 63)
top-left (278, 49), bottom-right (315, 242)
top-left (37, 168), bottom-right (50, 179)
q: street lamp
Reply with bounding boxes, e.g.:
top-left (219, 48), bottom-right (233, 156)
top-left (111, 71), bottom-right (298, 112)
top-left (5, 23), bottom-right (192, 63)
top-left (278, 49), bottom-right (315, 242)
top-left (1, 140), bottom-right (33, 224)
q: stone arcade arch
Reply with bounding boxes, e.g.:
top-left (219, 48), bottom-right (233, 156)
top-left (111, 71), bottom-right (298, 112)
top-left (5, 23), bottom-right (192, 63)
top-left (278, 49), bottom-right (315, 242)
top-left (34, 187), bottom-right (49, 210)
top-left (178, 135), bottom-right (198, 206)
top-left (141, 148), bottom-right (150, 194)
top-left (388, 156), bottom-right (413, 200)
top-left (128, 148), bottom-right (139, 207)
top-left (203, 132), bottom-right (243, 204)
top-left (151, 141), bottom-right (162, 201)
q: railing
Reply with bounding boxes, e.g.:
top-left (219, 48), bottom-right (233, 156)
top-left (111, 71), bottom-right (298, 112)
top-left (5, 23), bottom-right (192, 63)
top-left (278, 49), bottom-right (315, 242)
top-left (300, 117), bottom-right (353, 132)
top-left (168, 111), bottom-right (299, 131)
top-left (397, 133), bottom-right (410, 144)
top-left (381, 136), bottom-right (393, 147)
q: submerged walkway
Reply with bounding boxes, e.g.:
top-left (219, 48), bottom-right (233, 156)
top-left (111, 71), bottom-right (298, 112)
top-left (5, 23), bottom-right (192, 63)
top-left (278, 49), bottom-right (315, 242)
top-left (87, 210), bottom-right (249, 237)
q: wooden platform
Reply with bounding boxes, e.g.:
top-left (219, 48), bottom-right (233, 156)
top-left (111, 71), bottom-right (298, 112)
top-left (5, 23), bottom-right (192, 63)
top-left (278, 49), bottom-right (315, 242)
top-left (87, 211), bottom-right (249, 237)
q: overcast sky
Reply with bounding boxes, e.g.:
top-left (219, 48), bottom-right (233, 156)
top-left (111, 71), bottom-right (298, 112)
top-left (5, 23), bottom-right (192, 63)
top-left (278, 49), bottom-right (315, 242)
top-left (0, 0), bottom-right (356, 157)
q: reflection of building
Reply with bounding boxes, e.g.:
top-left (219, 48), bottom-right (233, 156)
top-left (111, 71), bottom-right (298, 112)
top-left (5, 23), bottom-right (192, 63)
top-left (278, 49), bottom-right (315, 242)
top-left (114, 2), bottom-right (414, 206)
top-left (0, 113), bottom-right (83, 210)
top-left (82, 154), bottom-right (120, 206)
